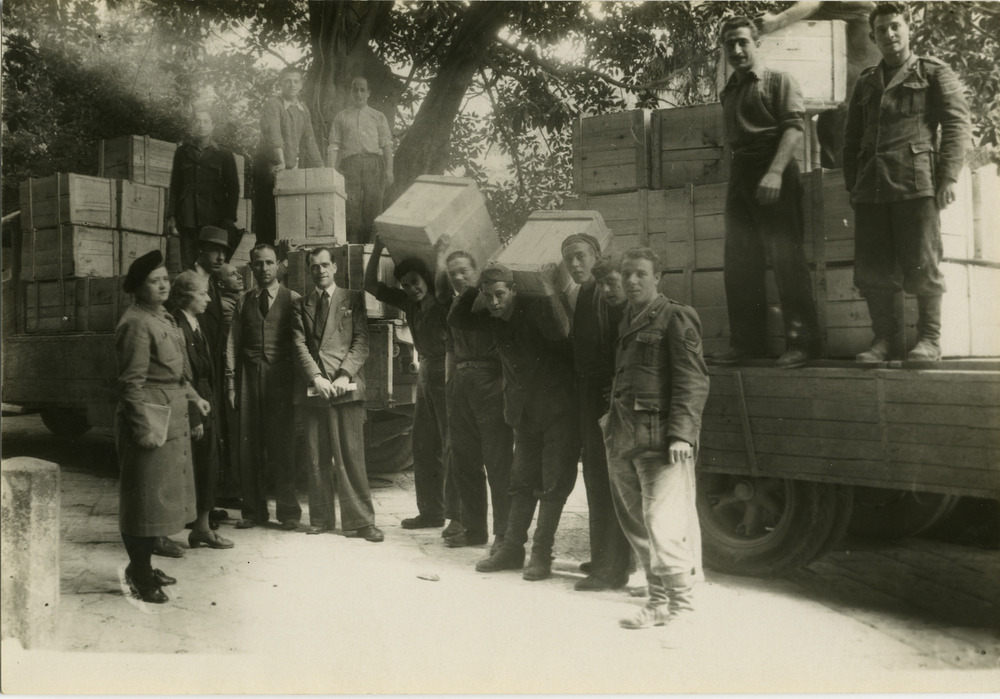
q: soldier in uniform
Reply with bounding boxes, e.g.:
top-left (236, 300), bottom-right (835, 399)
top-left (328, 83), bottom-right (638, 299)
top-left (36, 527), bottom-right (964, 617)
top-left (716, 15), bottom-right (822, 369)
top-left (843, 2), bottom-right (971, 362)
top-left (602, 247), bottom-right (710, 632)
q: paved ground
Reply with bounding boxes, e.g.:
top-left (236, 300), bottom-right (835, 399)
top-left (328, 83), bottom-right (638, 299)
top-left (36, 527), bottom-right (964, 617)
top-left (2, 414), bottom-right (999, 693)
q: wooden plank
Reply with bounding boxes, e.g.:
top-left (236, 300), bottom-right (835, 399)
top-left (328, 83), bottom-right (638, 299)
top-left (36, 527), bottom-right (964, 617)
top-left (887, 422), bottom-right (1000, 449)
top-left (647, 238), bottom-right (693, 270)
top-left (574, 109), bottom-right (650, 195)
top-left (20, 225), bottom-right (116, 280)
top-left (275, 167), bottom-right (347, 245)
top-left (20, 174), bottom-right (117, 230)
top-left (733, 371), bottom-right (758, 474)
top-left (888, 442), bottom-right (1000, 470)
top-left (694, 238), bottom-right (724, 269)
top-left (746, 395), bottom-right (879, 422)
top-left (884, 403), bottom-right (1000, 429)
top-left (969, 264), bottom-right (1000, 356)
top-left (749, 417), bottom-right (882, 442)
top-left (21, 277), bottom-right (128, 334)
top-left (881, 372), bottom-right (1000, 406)
top-left (700, 429), bottom-right (745, 451)
top-left (741, 374), bottom-right (876, 402)
top-left (753, 433), bottom-right (883, 460)
top-left (972, 165), bottom-right (1000, 263)
top-left (116, 180), bottom-right (165, 235)
top-left (98, 135), bottom-right (176, 189)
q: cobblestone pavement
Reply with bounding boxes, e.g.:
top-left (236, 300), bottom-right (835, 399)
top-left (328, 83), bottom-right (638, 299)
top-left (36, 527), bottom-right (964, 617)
top-left (2, 415), bottom-right (998, 693)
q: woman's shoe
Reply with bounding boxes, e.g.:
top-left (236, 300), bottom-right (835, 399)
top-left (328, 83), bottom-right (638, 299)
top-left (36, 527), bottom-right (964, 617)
top-left (151, 568), bottom-right (177, 586)
top-left (188, 530), bottom-right (235, 549)
top-left (125, 565), bottom-right (169, 604)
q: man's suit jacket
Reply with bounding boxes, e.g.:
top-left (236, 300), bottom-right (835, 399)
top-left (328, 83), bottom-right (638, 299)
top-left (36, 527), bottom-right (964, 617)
top-left (172, 309), bottom-right (217, 433)
top-left (291, 284), bottom-right (369, 407)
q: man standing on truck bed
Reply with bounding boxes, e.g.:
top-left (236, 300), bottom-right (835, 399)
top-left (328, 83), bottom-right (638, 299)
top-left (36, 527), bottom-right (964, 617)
top-left (602, 247), bottom-right (710, 634)
top-left (843, 2), bottom-right (971, 362)
top-left (715, 15), bottom-right (822, 369)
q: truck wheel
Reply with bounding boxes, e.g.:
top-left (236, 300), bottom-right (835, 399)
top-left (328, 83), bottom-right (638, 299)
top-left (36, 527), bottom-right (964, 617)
top-left (40, 407), bottom-right (92, 439)
top-left (697, 474), bottom-right (852, 577)
top-left (365, 432), bottom-right (413, 474)
top-left (847, 487), bottom-right (960, 541)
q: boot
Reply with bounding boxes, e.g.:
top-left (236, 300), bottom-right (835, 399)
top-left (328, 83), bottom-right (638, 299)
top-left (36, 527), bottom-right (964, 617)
top-left (659, 585), bottom-right (697, 649)
top-left (619, 575), bottom-right (669, 629)
top-left (857, 292), bottom-right (898, 362)
top-left (908, 294), bottom-right (943, 361)
top-left (475, 495), bottom-right (535, 573)
top-left (522, 500), bottom-right (564, 581)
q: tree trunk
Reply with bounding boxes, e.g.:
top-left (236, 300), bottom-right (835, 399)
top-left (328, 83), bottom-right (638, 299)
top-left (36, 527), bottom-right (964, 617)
top-left (392, 2), bottom-right (512, 192)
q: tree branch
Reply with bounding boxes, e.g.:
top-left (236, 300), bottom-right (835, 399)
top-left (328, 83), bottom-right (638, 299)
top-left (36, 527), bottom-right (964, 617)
top-left (480, 66), bottom-right (524, 196)
top-left (494, 35), bottom-right (632, 89)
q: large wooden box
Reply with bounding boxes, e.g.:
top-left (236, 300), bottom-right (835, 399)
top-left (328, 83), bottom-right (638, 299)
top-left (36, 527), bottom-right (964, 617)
top-left (116, 180), bottom-right (166, 235)
top-left (572, 110), bottom-right (651, 195)
top-left (20, 174), bottom-right (117, 230)
top-left (651, 105), bottom-right (729, 190)
top-left (333, 244), bottom-right (400, 320)
top-left (99, 135), bottom-right (176, 189)
top-left (228, 231), bottom-right (256, 269)
top-left (972, 165), bottom-right (1000, 263)
top-left (274, 168), bottom-right (345, 245)
top-left (21, 226), bottom-right (167, 281)
top-left (718, 20), bottom-right (848, 103)
top-left (375, 176), bottom-right (499, 271)
top-left (20, 276), bottom-right (129, 333)
top-left (564, 190), bottom-right (646, 255)
top-left (490, 211), bottom-right (611, 295)
top-left (939, 166), bottom-right (975, 260)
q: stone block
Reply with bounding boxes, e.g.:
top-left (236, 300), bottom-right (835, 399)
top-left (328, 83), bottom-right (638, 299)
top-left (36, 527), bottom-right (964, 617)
top-left (1, 457), bottom-right (60, 648)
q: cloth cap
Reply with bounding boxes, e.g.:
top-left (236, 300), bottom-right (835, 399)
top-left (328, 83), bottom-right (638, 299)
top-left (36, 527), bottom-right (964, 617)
top-left (479, 263), bottom-right (514, 285)
top-left (560, 233), bottom-right (601, 256)
top-left (123, 250), bottom-right (165, 293)
top-left (198, 225), bottom-right (231, 251)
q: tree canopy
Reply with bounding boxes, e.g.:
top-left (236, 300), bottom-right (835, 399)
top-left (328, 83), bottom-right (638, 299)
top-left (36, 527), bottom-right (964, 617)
top-left (4, 1), bottom-right (998, 236)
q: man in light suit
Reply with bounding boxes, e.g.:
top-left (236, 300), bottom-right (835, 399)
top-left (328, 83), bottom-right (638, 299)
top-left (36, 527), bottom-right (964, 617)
top-left (291, 246), bottom-right (383, 542)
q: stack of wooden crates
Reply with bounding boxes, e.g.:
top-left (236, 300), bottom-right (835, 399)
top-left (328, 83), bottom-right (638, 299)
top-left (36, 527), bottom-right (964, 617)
top-left (568, 20), bottom-right (1000, 359)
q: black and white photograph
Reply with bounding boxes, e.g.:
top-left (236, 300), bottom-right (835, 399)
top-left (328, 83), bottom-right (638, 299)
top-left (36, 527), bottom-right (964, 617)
top-left (1, 0), bottom-right (998, 693)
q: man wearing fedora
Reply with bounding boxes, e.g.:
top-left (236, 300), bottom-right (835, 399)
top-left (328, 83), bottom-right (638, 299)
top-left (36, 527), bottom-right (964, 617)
top-left (291, 246), bottom-right (383, 542)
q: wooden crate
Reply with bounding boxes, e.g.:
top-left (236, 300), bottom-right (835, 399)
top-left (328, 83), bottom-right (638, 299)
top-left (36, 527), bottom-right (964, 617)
top-left (274, 168), bottom-right (345, 245)
top-left (235, 198), bottom-right (252, 233)
top-left (972, 165), bottom-right (1000, 263)
top-left (20, 174), bottom-right (117, 230)
top-left (802, 168), bottom-right (853, 265)
top-left (116, 180), bottom-right (165, 235)
top-left (21, 276), bottom-right (129, 333)
top-left (939, 166), bottom-right (975, 260)
top-left (229, 231), bottom-right (256, 268)
top-left (651, 104), bottom-right (729, 190)
top-left (99, 135), bottom-right (176, 189)
top-left (20, 226), bottom-right (166, 281)
top-left (718, 21), bottom-right (848, 103)
top-left (330, 243), bottom-right (400, 320)
top-left (572, 110), bottom-right (651, 195)
top-left (564, 190), bottom-right (646, 256)
top-left (491, 211), bottom-right (612, 295)
top-left (375, 176), bottom-right (499, 272)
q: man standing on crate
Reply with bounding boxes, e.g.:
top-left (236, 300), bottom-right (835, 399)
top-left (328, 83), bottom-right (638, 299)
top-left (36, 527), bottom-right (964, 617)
top-left (715, 15), bottom-right (822, 369)
top-left (254, 66), bottom-right (324, 247)
top-left (225, 243), bottom-right (303, 530)
top-left (167, 107), bottom-right (242, 270)
top-left (327, 77), bottom-right (394, 245)
top-left (843, 2), bottom-right (971, 362)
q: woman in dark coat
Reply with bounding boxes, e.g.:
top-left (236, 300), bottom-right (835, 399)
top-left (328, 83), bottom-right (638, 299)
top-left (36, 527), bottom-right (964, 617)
top-left (169, 270), bottom-right (234, 550)
top-left (116, 250), bottom-right (210, 603)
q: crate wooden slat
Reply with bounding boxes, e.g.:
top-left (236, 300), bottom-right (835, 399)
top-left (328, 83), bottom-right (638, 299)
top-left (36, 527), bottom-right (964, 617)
top-left (972, 165), bottom-right (1000, 263)
top-left (572, 110), bottom-right (651, 195)
top-left (99, 135), bottom-right (176, 189)
top-left (20, 226), bottom-right (166, 281)
top-left (375, 176), bottom-right (499, 272)
top-left (21, 276), bottom-right (129, 333)
top-left (235, 198), bottom-right (252, 233)
top-left (274, 168), bottom-right (346, 245)
top-left (20, 174), bottom-right (117, 230)
top-left (651, 105), bottom-right (729, 190)
top-left (332, 243), bottom-right (400, 320)
top-left (228, 231), bottom-right (256, 268)
top-left (116, 180), bottom-right (166, 235)
top-left (491, 210), bottom-right (612, 295)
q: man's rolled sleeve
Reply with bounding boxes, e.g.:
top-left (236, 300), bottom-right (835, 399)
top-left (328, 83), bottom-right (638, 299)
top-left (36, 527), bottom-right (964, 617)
top-left (774, 71), bottom-right (806, 134)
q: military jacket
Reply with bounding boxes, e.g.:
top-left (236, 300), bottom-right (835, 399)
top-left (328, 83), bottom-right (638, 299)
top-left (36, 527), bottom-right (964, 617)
top-left (843, 54), bottom-right (971, 203)
top-left (603, 295), bottom-right (710, 459)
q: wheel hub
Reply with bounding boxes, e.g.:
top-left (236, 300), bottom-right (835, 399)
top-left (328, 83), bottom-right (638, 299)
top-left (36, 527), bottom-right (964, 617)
top-left (734, 481), bottom-right (755, 501)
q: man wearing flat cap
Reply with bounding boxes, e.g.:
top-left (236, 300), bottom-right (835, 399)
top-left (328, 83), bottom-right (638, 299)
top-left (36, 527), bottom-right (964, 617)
top-left (561, 234), bottom-right (632, 592)
top-left (450, 262), bottom-right (577, 582)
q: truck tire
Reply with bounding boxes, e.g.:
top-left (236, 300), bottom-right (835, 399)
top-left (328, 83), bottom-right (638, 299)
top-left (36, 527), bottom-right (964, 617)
top-left (364, 432), bottom-right (413, 474)
top-left (697, 474), bottom-right (852, 577)
top-left (40, 407), bottom-right (92, 439)
top-left (847, 487), bottom-right (960, 541)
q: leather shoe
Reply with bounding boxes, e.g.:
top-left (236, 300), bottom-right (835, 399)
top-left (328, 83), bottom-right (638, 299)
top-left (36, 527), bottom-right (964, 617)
top-left (401, 515), bottom-right (444, 530)
top-left (280, 519), bottom-right (301, 531)
top-left (151, 568), bottom-right (177, 586)
top-left (306, 524), bottom-right (332, 535)
top-left (152, 536), bottom-right (184, 558)
top-left (579, 561), bottom-right (593, 574)
top-left (574, 574), bottom-right (627, 592)
top-left (125, 565), bottom-right (169, 604)
top-left (444, 531), bottom-right (488, 548)
top-left (775, 348), bottom-right (812, 369)
top-left (234, 519), bottom-right (257, 529)
top-left (441, 520), bottom-right (464, 538)
top-left (346, 525), bottom-right (384, 542)
top-left (188, 530), bottom-right (234, 549)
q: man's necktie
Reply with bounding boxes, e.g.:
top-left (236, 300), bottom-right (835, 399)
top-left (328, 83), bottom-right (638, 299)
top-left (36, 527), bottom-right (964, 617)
top-left (314, 290), bottom-right (329, 339)
top-left (259, 289), bottom-right (270, 318)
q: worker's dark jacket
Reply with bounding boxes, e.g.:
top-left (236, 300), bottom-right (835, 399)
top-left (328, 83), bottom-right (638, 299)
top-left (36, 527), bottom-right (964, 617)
top-left (169, 141), bottom-right (241, 229)
top-left (843, 53), bottom-right (971, 203)
top-left (603, 295), bottom-right (710, 459)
